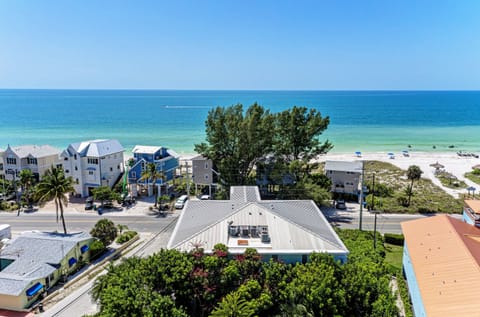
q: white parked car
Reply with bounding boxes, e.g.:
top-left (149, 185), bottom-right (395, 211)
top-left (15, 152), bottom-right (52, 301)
top-left (200, 195), bottom-right (211, 200)
top-left (174, 195), bottom-right (189, 209)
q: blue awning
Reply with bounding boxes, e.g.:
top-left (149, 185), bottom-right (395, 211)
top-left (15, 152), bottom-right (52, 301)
top-left (26, 282), bottom-right (43, 297)
top-left (68, 257), bottom-right (77, 266)
top-left (86, 167), bottom-right (96, 171)
top-left (80, 244), bottom-right (89, 253)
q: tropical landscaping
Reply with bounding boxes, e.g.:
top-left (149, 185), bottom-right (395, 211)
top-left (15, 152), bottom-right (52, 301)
top-left (88, 229), bottom-right (401, 317)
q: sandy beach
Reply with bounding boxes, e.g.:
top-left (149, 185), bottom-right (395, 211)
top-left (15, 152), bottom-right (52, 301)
top-left (318, 151), bottom-right (480, 198)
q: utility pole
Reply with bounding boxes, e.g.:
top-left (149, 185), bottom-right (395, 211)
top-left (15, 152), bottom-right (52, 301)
top-left (186, 160), bottom-right (190, 195)
top-left (359, 161), bottom-right (364, 231)
top-left (373, 210), bottom-right (379, 249)
top-left (371, 173), bottom-right (375, 211)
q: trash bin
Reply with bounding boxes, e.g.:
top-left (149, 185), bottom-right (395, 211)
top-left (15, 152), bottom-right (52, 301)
top-left (38, 303), bottom-right (44, 313)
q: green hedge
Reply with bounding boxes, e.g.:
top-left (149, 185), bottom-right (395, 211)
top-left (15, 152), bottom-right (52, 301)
top-left (384, 233), bottom-right (404, 246)
top-left (90, 240), bottom-right (106, 261)
top-left (116, 231), bottom-right (138, 244)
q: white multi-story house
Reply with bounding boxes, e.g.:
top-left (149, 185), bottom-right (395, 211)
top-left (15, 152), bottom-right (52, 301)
top-left (1, 144), bottom-right (62, 182)
top-left (61, 139), bottom-right (124, 197)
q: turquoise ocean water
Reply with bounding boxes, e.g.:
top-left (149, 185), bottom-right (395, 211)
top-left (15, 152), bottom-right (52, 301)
top-left (0, 90), bottom-right (479, 155)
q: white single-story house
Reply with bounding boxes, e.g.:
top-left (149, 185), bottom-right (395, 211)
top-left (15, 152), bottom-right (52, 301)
top-left (168, 186), bottom-right (348, 264)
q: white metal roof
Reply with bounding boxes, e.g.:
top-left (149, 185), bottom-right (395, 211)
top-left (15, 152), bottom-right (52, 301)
top-left (69, 139), bottom-right (124, 157)
top-left (324, 160), bottom-right (363, 173)
top-left (6, 144), bottom-right (60, 158)
top-left (168, 186), bottom-right (348, 256)
top-left (132, 145), bottom-right (162, 154)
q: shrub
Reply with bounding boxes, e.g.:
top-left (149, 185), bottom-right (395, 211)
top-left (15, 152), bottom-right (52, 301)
top-left (384, 233), bottom-right (404, 246)
top-left (472, 168), bottom-right (480, 175)
top-left (90, 219), bottom-right (117, 246)
top-left (90, 240), bottom-right (106, 260)
top-left (116, 230), bottom-right (138, 244)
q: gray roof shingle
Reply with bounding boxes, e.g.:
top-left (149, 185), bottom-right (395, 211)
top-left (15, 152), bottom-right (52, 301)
top-left (0, 231), bottom-right (91, 296)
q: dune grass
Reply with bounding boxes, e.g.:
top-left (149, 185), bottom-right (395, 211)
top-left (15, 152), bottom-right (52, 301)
top-left (363, 161), bottom-right (463, 214)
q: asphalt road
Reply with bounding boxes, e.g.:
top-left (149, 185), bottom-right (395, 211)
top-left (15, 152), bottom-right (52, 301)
top-left (324, 207), bottom-right (462, 234)
top-left (0, 211), bottom-right (172, 235)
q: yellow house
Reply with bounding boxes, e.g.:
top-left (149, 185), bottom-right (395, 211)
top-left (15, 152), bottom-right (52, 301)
top-left (0, 231), bottom-right (93, 311)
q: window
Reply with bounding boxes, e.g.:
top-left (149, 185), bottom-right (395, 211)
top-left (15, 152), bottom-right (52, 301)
top-left (27, 158), bottom-right (38, 165)
top-left (75, 166), bottom-right (78, 171)
top-left (131, 171), bottom-right (136, 178)
top-left (205, 175), bottom-right (209, 180)
top-left (74, 154), bottom-right (77, 160)
top-left (205, 163), bottom-right (209, 169)
top-left (0, 163), bottom-right (3, 171)
top-left (110, 167), bottom-right (113, 172)
top-left (89, 171), bottom-right (94, 175)
top-left (76, 178), bottom-right (79, 184)
top-left (64, 157), bottom-right (68, 161)
top-left (117, 164), bottom-right (120, 170)
top-left (88, 158), bottom-right (99, 165)
top-left (6, 157), bottom-right (16, 165)
top-left (65, 169), bottom-right (70, 173)
top-left (56, 164), bottom-right (62, 169)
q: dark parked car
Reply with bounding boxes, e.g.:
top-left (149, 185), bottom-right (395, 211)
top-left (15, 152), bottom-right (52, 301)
top-left (85, 197), bottom-right (94, 210)
top-left (335, 199), bottom-right (347, 210)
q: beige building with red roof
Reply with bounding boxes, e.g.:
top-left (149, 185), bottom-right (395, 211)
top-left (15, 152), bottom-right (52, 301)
top-left (401, 214), bottom-right (480, 317)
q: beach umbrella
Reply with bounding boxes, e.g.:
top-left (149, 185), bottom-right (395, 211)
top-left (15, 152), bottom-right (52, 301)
top-left (429, 162), bottom-right (444, 169)
top-left (355, 151), bottom-right (362, 157)
top-left (467, 186), bottom-right (476, 198)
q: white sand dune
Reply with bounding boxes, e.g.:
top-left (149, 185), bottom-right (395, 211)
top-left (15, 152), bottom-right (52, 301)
top-left (317, 151), bottom-right (480, 198)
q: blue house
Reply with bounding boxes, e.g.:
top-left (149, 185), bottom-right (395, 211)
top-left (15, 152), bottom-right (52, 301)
top-left (127, 145), bottom-right (179, 197)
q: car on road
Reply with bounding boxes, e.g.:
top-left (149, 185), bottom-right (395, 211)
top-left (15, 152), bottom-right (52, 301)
top-left (335, 199), bottom-right (347, 210)
top-left (174, 195), bottom-right (188, 209)
top-left (85, 197), bottom-right (94, 210)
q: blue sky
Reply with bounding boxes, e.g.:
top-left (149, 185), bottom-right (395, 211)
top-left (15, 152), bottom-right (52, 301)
top-left (0, 1), bottom-right (479, 90)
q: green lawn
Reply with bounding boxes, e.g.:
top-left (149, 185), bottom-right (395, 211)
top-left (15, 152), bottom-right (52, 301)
top-left (384, 243), bottom-right (403, 271)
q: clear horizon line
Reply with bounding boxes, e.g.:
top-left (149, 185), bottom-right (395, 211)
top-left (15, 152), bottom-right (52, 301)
top-left (0, 88), bottom-right (479, 92)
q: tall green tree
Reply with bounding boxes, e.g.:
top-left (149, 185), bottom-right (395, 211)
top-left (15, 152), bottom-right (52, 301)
top-left (195, 103), bottom-right (274, 187)
top-left (140, 162), bottom-right (164, 208)
top-left (35, 166), bottom-right (74, 234)
top-left (274, 106), bottom-right (332, 162)
top-left (406, 165), bottom-right (423, 206)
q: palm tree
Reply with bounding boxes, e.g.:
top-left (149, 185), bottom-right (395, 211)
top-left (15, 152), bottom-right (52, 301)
top-left (35, 166), bottom-right (74, 234)
top-left (139, 162), bottom-right (164, 208)
top-left (210, 292), bottom-right (255, 317)
top-left (19, 169), bottom-right (34, 207)
top-left (406, 165), bottom-right (423, 206)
